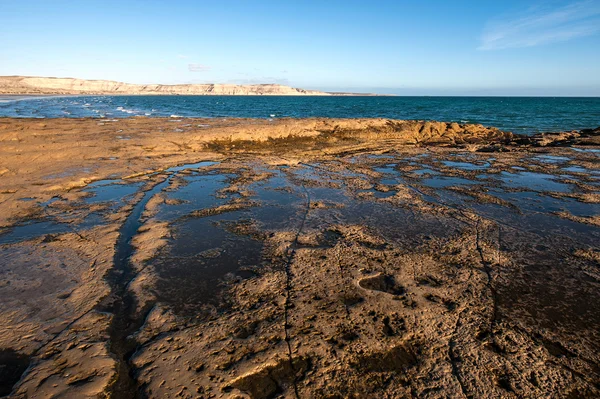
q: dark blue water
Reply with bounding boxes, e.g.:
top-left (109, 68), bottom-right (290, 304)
top-left (1, 95), bottom-right (599, 134)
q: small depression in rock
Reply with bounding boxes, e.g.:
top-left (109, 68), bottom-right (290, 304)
top-left (0, 349), bottom-right (31, 397)
top-left (359, 273), bottom-right (405, 295)
top-left (43, 167), bottom-right (92, 180)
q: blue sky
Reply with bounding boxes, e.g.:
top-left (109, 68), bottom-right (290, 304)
top-left (1, 0), bottom-right (599, 95)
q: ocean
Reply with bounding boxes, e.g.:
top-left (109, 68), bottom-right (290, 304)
top-left (1, 95), bottom-right (599, 135)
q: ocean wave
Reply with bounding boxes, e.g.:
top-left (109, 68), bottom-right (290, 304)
top-left (116, 106), bottom-right (138, 114)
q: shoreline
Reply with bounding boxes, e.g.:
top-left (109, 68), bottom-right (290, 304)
top-left (1, 97), bottom-right (599, 136)
top-left (1, 114), bottom-right (599, 136)
top-left (0, 93), bottom-right (388, 98)
top-left (0, 94), bottom-right (71, 102)
top-left (0, 76), bottom-right (382, 96)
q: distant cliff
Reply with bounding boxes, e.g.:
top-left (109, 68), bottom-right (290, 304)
top-left (0, 76), bottom-right (335, 96)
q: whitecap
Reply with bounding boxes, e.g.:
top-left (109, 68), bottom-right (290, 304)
top-left (116, 107), bottom-right (138, 114)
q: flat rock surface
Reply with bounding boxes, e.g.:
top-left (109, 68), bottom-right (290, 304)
top-left (0, 118), bottom-right (598, 398)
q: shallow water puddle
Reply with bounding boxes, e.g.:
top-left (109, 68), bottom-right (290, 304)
top-left (0, 162), bottom-right (218, 245)
top-left (153, 212), bottom-right (264, 312)
top-left (490, 189), bottom-right (597, 217)
top-left (442, 160), bottom-right (491, 170)
top-left (534, 155), bottom-right (571, 163)
top-left (154, 173), bottom-right (230, 221)
top-left (372, 190), bottom-right (397, 198)
top-left (150, 167), bottom-right (303, 313)
top-left (499, 171), bottom-right (572, 193)
top-left (373, 164), bottom-right (397, 174)
top-left (562, 165), bottom-right (600, 177)
top-left (0, 214), bottom-right (105, 245)
top-left (571, 147), bottom-right (600, 154)
top-left (83, 181), bottom-right (143, 204)
top-left (420, 176), bottom-right (478, 189)
top-left (411, 168), bottom-right (441, 176)
top-left (470, 199), bottom-right (599, 247)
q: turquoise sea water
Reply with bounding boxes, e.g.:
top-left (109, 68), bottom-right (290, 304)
top-left (1, 95), bottom-right (599, 134)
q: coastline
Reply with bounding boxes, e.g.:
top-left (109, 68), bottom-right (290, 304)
top-left (1, 96), bottom-right (598, 135)
top-left (0, 94), bottom-right (70, 102)
top-left (0, 76), bottom-right (384, 96)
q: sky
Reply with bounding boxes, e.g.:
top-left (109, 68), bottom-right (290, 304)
top-left (1, 0), bottom-right (599, 95)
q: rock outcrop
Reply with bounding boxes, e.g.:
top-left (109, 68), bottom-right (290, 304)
top-left (0, 76), bottom-right (333, 96)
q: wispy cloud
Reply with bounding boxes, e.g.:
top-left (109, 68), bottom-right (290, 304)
top-left (188, 64), bottom-right (211, 72)
top-left (479, 0), bottom-right (600, 50)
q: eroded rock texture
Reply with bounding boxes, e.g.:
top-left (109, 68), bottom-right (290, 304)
top-left (0, 118), bottom-right (598, 398)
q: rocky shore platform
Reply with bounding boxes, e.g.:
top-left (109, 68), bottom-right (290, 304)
top-left (0, 117), bottom-right (599, 398)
